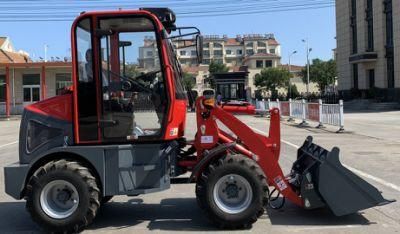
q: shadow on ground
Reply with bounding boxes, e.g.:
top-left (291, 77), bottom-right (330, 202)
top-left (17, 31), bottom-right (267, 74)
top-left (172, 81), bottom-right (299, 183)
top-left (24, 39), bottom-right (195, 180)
top-left (0, 198), bottom-right (372, 233)
top-left (0, 201), bottom-right (41, 233)
top-left (267, 199), bottom-right (372, 226)
top-left (90, 198), bottom-right (217, 231)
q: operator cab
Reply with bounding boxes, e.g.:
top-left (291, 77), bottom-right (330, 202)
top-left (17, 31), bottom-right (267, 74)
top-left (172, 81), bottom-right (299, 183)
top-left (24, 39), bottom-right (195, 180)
top-left (73, 8), bottom-right (203, 144)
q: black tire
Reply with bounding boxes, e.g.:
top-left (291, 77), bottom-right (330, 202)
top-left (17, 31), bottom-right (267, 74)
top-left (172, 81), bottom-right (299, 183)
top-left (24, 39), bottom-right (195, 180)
top-left (101, 196), bottom-right (113, 204)
top-left (25, 159), bottom-right (101, 233)
top-left (195, 154), bottom-right (269, 229)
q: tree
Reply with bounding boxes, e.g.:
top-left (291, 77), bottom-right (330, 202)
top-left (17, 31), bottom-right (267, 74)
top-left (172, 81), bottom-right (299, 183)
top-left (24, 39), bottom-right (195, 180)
top-left (182, 72), bottom-right (196, 91)
top-left (287, 84), bottom-right (300, 99)
top-left (209, 60), bottom-right (229, 73)
top-left (301, 59), bottom-right (337, 93)
top-left (206, 60), bottom-right (229, 88)
top-left (124, 64), bottom-right (140, 78)
top-left (254, 67), bottom-right (291, 98)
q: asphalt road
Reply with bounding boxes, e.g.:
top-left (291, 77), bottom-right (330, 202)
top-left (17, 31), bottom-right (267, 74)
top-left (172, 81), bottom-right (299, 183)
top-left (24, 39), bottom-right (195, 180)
top-left (0, 112), bottom-right (399, 233)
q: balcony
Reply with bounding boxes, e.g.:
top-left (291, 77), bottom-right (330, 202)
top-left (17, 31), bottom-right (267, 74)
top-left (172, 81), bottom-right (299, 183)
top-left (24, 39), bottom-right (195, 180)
top-left (349, 51), bottom-right (378, 63)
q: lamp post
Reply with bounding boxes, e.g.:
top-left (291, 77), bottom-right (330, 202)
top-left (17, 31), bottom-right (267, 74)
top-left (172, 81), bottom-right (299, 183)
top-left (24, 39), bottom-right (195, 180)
top-left (288, 50), bottom-right (297, 98)
top-left (302, 39), bottom-right (312, 97)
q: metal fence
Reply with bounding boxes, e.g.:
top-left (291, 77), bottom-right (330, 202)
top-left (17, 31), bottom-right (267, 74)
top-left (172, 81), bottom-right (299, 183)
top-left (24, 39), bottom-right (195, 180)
top-left (254, 99), bottom-right (344, 132)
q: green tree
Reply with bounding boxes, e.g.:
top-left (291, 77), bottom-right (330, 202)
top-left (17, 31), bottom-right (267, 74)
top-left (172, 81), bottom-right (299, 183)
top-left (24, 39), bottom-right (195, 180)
top-left (206, 60), bottom-right (229, 88)
top-left (254, 67), bottom-right (291, 98)
top-left (287, 83), bottom-right (299, 99)
top-left (182, 72), bottom-right (196, 90)
top-left (301, 59), bottom-right (337, 92)
top-left (125, 64), bottom-right (140, 78)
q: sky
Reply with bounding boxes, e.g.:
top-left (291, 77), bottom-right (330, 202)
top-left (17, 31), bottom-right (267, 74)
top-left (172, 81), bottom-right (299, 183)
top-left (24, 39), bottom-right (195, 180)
top-left (0, 0), bottom-right (336, 66)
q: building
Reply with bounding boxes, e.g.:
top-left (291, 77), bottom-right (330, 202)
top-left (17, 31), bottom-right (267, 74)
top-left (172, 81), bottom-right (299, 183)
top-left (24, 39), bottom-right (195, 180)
top-left (176, 34), bottom-right (281, 66)
top-left (140, 34), bottom-right (282, 99)
top-left (0, 37), bottom-right (72, 116)
top-left (336, 0), bottom-right (400, 100)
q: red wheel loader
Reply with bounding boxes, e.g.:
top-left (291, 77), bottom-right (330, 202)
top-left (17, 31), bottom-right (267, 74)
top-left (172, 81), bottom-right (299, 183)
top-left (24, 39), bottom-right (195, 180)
top-left (3, 8), bottom-right (393, 233)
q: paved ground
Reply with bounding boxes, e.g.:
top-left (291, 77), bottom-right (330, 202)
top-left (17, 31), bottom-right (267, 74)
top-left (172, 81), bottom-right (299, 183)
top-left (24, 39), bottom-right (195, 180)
top-left (0, 111), bottom-right (399, 233)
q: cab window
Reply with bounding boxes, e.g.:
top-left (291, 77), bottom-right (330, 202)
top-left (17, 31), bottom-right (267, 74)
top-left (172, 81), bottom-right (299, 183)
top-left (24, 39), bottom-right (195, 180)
top-left (97, 17), bottom-right (167, 141)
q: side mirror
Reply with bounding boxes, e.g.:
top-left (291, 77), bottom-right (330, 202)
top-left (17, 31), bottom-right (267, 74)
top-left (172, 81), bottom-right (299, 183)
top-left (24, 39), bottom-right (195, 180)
top-left (196, 35), bottom-right (203, 64)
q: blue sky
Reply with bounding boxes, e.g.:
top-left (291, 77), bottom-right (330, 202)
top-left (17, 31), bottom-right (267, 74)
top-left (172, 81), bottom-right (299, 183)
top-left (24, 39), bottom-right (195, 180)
top-left (0, 3), bottom-right (336, 66)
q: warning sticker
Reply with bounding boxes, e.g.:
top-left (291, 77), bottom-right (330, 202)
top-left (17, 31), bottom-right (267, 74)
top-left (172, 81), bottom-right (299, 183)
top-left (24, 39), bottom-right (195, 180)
top-left (169, 127), bottom-right (178, 136)
top-left (274, 176), bottom-right (288, 191)
top-left (201, 135), bottom-right (214, 144)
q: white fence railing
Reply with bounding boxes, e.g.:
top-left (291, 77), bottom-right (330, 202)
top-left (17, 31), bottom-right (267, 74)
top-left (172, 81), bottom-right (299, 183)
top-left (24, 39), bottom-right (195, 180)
top-left (254, 99), bottom-right (344, 132)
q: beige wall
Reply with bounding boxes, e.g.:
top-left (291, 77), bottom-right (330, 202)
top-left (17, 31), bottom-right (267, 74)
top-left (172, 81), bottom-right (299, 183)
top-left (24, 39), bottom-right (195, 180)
top-left (336, 0), bottom-right (400, 91)
top-left (0, 66), bottom-right (71, 115)
top-left (394, 0), bottom-right (400, 88)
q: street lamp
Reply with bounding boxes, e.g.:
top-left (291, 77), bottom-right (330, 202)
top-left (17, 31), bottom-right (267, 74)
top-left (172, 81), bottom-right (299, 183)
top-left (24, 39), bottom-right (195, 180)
top-left (302, 39), bottom-right (312, 97)
top-left (288, 50), bottom-right (297, 98)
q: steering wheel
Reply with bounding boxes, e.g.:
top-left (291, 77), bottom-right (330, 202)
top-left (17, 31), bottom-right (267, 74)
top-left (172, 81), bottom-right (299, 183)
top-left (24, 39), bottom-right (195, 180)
top-left (120, 70), bottom-right (161, 93)
top-left (135, 70), bottom-right (160, 82)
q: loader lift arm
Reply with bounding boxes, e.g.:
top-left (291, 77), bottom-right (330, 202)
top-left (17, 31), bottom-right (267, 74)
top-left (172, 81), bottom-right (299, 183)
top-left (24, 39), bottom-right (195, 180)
top-left (191, 96), bottom-right (303, 207)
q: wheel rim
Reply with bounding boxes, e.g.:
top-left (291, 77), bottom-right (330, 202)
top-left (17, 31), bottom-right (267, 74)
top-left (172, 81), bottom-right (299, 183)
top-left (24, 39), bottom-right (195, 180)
top-left (40, 180), bottom-right (80, 219)
top-left (213, 174), bottom-right (253, 214)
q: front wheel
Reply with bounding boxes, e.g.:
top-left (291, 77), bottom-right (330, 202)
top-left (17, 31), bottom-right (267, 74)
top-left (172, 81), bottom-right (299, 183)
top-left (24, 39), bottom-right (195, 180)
top-left (196, 154), bottom-right (269, 229)
top-left (25, 159), bottom-right (101, 233)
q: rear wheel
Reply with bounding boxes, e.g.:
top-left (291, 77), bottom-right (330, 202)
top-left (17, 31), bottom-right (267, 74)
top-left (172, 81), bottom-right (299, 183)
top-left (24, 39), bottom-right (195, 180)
top-left (26, 159), bottom-right (100, 233)
top-left (195, 154), bottom-right (269, 229)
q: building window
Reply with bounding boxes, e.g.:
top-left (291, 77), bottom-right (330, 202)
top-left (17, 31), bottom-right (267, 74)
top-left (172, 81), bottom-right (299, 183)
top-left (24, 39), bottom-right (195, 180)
top-left (350, 0), bottom-right (358, 54)
top-left (180, 50), bottom-right (186, 56)
top-left (387, 58), bottom-right (394, 88)
top-left (256, 60), bottom-right (263, 68)
top-left (203, 42), bottom-right (210, 47)
top-left (191, 50), bottom-right (197, 56)
top-left (384, 0), bottom-right (394, 88)
top-left (0, 75), bottom-right (5, 102)
top-left (265, 60), bottom-right (273, 67)
top-left (269, 49), bottom-right (276, 54)
top-left (203, 59), bottom-right (211, 64)
top-left (246, 49), bottom-right (254, 55)
top-left (258, 49), bottom-right (266, 54)
top-left (213, 43), bottom-right (222, 48)
top-left (366, 0), bottom-right (374, 51)
top-left (352, 64), bottom-right (358, 89)
top-left (214, 59), bottom-right (223, 64)
top-left (146, 51), bottom-right (153, 57)
top-left (56, 73), bottom-right (72, 94)
top-left (23, 74), bottom-right (41, 103)
top-left (237, 49), bottom-right (242, 55)
top-left (214, 50), bottom-right (223, 56)
top-left (368, 69), bottom-right (375, 88)
top-left (246, 42), bottom-right (253, 47)
top-left (257, 41), bottom-right (266, 47)
top-left (226, 50), bottom-right (232, 55)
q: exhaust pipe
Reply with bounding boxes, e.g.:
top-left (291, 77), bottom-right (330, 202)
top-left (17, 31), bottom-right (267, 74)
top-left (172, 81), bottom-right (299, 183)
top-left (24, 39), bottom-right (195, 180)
top-left (290, 136), bottom-right (395, 216)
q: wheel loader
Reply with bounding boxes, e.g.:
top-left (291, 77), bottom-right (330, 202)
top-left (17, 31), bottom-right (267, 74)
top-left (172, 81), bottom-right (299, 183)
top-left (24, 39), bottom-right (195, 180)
top-left (3, 8), bottom-right (393, 233)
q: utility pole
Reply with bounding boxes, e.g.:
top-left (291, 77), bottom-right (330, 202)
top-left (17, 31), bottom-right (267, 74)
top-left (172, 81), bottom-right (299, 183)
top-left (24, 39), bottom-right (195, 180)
top-left (288, 50), bottom-right (297, 98)
top-left (302, 39), bottom-right (312, 98)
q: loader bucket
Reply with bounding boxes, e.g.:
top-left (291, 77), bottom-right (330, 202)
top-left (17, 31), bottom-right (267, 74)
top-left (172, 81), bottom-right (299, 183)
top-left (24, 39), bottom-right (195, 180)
top-left (291, 136), bottom-right (393, 216)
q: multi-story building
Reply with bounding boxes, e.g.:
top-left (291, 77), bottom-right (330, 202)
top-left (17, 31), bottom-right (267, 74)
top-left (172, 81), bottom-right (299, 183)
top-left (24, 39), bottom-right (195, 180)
top-left (336, 0), bottom-right (400, 100)
top-left (177, 34), bottom-right (281, 67)
top-left (139, 34), bottom-right (282, 99)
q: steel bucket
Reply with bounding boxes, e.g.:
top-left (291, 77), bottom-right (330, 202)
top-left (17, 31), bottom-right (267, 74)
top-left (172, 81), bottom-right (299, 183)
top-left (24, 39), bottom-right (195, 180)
top-left (290, 136), bottom-right (394, 216)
